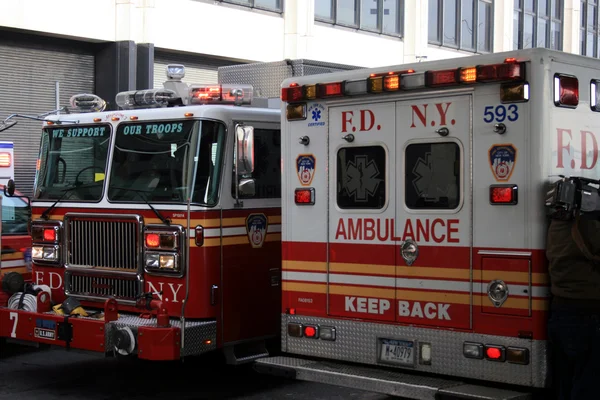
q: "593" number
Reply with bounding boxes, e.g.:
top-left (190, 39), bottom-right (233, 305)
top-left (483, 105), bottom-right (519, 123)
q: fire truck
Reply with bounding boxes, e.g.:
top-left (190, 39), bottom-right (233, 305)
top-left (253, 47), bottom-right (598, 399)
top-left (0, 60), bottom-right (356, 361)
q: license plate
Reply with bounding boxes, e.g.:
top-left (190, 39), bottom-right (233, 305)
top-left (378, 338), bottom-right (415, 366)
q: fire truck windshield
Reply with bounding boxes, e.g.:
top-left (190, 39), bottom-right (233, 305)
top-left (34, 124), bottom-right (111, 201)
top-left (108, 119), bottom-right (225, 205)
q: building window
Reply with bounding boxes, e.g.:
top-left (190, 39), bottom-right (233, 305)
top-left (428, 0), bottom-right (493, 53)
top-left (513, 0), bottom-right (563, 50)
top-left (581, 0), bottom-right (599, 57)
top-left (220, 0), bottom-right (282, 12)
top-left (315, 0), bottom-right (405, 37)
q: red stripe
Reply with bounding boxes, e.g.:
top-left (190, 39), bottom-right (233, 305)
top-left (283, 241), bottom-right (327, 262)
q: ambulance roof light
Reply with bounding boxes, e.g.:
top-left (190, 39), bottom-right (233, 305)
top-left (69, 94), bottom-right (107, 113)
top-left (166, 64), bottom-right (185, 81)
top-left (115, 89), bottom-right (177, 110)
top-left (189, 84), bottom-right (253, 105)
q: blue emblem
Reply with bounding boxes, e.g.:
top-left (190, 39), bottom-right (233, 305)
top-left (488, 144), bottom-right (517, 182)
top-left (246, 213), bottom-right (268, 248)
top-left (296, 154), bottom-right (316, 186)
top-left (307, 103), bottom-right (326, 127)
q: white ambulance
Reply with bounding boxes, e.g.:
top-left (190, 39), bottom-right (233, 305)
top-left (0, 141), bottom-right (14, 186)
top-left (255, 48), bottom-right (598, 399)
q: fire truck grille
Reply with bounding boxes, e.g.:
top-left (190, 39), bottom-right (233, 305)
top-left (66, 216), bottom-right (140, 271)
top-left (66, 272), bottom-right (140, 302)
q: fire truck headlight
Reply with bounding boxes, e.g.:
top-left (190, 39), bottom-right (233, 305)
top-left (42, 246), bottom-right (59, 261)
top-left (159, 254), bottom-right (176, 270)
top-left (32, 246), bottom-right (44, 260)
top-left (145, 253), bottom-right (159, 269)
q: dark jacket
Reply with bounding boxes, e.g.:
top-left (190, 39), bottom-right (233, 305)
top-left (546, 217), bottom-right (600, 301)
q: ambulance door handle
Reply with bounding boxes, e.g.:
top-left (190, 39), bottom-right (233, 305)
top-left (342, 134), bottom-right (355, 143)
top-left (435, 127), bottom-right (449, 137)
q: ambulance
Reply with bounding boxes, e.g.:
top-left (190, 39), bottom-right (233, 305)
top-left (254, 48), bottom-right (596, 399)
top-left (0, 60), bottom-right (356, 361)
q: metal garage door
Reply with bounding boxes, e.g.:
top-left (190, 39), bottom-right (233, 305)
top-left (0, 37), bottom-right (95, 196)
top-left (153, 51), bottom-right (246, 88)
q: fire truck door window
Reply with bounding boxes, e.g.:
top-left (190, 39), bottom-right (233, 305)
top-left (34, 125), bottom-right (111, 201)
top-left (234, 128), bottom-right (281, 199)
top-left (192, 120), bottom-right (226, 206)
top-left (404, 142), bottom-right (460, 209)
top-left (1, 195), bottom-right (29, 235)
top-left (108, 120), bottom-right (200, 203)
top-left (336, 146), bottom-right (386, 209)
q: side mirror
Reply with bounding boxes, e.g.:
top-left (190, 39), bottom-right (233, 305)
top-left (238, 179), bottom-right (256, 197)
top-left (4, 179), bottom-right (15, 197)
top-left (236, 124), bottom-right (254, 175)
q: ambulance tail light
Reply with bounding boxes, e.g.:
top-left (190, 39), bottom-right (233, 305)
top-left (115, 89), bottom-right (176, 109)
top-left (490, 185), bottom-right (518, 205)
top-left (287, 322), bottom-right (336, 341)
top-left (295, 188), bottom-right (315, 205)
top-left (189, 84), bottom-right (253, 105)
top-left (303, 325), bottom-right (319, 338)
top-left (286, 104), bottom-right (307, 121)
top-left (425, 69), bottom-right (459, 87)
top-left (144, 226), bottom-right (184, 276)
top-left (0, 152), bottom-right (11, 167)
top-left (500, 82), bottom-right (530, 103)
top-left (554, 74), bottom-right (579, 108)
top-left (316, 82), bottom-right (344, 98)
top-left (485, 345), bottom-right (506, 362)
top-left (281, 83), bottom-right (304, 102)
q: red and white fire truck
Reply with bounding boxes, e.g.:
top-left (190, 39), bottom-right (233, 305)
top-left (254, 48), bottom-right (598, 399)
top-left (0, 60), bottom-right (355, 361)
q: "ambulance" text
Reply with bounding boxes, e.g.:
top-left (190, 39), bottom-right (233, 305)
top-left (335, 217), bottom-right (460, 243)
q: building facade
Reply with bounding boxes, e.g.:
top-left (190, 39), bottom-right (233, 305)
top-left (0, 0), bottom-right (587, 193)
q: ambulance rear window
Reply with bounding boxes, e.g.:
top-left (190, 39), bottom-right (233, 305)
top-left (405, 142), bottom-right (461, 210)
top-left (336, 145), bottom-right (386, 209)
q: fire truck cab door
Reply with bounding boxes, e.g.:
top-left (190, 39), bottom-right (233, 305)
top-left (395, 95), bottom-right (472, 330)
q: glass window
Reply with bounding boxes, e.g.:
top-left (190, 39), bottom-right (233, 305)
top-left (221, 0), bottom-right (282, 12)
top-left (336, 146), bottom-right (386, 209)
top-left (108, 120), bottom-right (202, 203)
top-left (235, 128), bottom-right (281, 199)
top-left (34, 124), bottom-right (111, 201)
top-left (428, 0), bottom-right (492, 52)
top-left (2, 195), bottom-right (30, 235)
top-left (581, 1), bottom-right (600, 58)
top-left (405, 142), bottom-right (461, 210)
top-left (192, 121), bottom-right (226, 206)
top-left (514, 0), bottom-right (563, 50)
top-left (315, 0), bottom-right (404, 36)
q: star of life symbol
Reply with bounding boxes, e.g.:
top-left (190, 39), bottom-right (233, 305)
top-left (312, 109), bottom-right (321, 121)
top-left (344, 155), bottom-right (382, 202)
top-left (412, 152), bottom-right (454, 200)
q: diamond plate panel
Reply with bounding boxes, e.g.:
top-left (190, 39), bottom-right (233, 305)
top-left (218, 59), bottom-right (363, 98)
top-left (281, 314), bottom-right (549, 389)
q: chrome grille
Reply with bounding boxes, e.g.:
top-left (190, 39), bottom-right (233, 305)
top-left (66, 273), bottom-right (140, 302)
top-left (66, 216), bottom-right (140, 271)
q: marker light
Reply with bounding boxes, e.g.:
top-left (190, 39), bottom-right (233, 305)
top-left (500, 82), bottom-right (530, 103)
top-left (282, 84), bottom-right (303, 102)
top-left (490, 185), bottom-right (518, 205)
top-left (460, 67), bottom-right (477, 83)
top-left (344, 79), bottom-right (368, 95)
top-left (317, 82), bottom-right (343, 98)
top-left (43, 228), bottom-right (57, 242)
top-left (0, 152), bottom-right (11, 167)
top-left (115, 89), bottom-right (176, 109)
top-left (463, 342), bottom-right (484, 359)
top-left (295, 188), bottom-right (315, 205)
top-left (591, 80), bottom-right (600, 111)
top-left (304, 85), bottom-right (317, 100)
top-left (367, 75), bottom-right (384, 93)
top-left (145, 233), bottom-right (160, 248)
top-left (286, 104), bottom-right (306, 121)
top-left (69, 93), bottom-right (107, 113)
top-left (485, 345), bottom-right (506, 361)
top-left (384, 74), bottom-right (400, 91)
top-left (303, 325), bottom-right (319, 338)
top-left (195, 225), bottom-right (204, 247)
top-left (425, 69), bottom-right (458, 87)
top-left (401, 73), bottom-right (426, 90)
top-left (554, 74), bottom-right (579, 108)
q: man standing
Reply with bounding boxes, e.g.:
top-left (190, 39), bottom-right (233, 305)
top-left (546, 215), bottom-right (600, 400)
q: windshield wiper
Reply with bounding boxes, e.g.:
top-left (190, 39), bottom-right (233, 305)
top-left (109, 186), bottom-right (171, 225)
top-left (40, 182), bottom-right (102, 219)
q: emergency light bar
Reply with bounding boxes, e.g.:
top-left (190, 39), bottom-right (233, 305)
top-left (115, 89), bottom-right (177, 110)
top-left (281, 58), bottom-right (526, 102)
top-left (69, 93), bottom-right (107, 113)
top-left (189, 84), bottom-right (253, 105)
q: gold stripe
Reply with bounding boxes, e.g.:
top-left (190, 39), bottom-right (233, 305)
top-left (0, 267), bottom-right (27, 274)
top-left (2, 253), bottom-right (24, 261)
top-left (282, 282), bottom-right (326, 294)
top-left (283, 261), bottom-right (327, 272)
top-left (268, 216), bottom-right (282, 224)
top-left (397, 266), bottom-right (469, 280)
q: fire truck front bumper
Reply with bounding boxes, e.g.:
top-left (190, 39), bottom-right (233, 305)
top-left (254, 357), bottom-right (535, 400)
top-left (0, 299), bottom-right (216, 361)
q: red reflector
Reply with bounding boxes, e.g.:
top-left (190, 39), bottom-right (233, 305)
top-left (43, 228), bottom-right (56, 242)
top-left (304, 326), bottom-right (316, 337)
top-left (0, 152), bottom-right (11, 167)
top-left (317, 82), bottom-right (343, 98)
top-left (288, 308), bottom-right (296, 315)
top-left (195, 225), bottom-right (204, 247)
top-left (425, 69), bottom-right (458, 86)
top-left (490, 185), bottom-right (518, 205)
top-left (282, 86), bottom-right (304, 102)
top-left (554, 74), bottom-right (579, 107)
top-left (486, 347), bottom-right (502, 359)
top-left (295, 188), bottom-right (315, 205)
top-left (145, 233), bottom-right (160, 247)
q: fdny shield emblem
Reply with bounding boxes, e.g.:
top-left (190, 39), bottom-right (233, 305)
top-left (488, 144), bottom-right (517, 182)
top-left (246, 213), bottom-right (268, 248)
top-left (296, 154), bottom-right (316, 186)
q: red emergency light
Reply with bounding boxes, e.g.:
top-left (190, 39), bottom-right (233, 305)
top-left (490, 185), bottom-right (518, 205)
top-left (316, 82), bottom-right (344, 98)
top-left (295, 188), bottom-right (315, 205)
top-left (554, 74), bottom-right (579, 108)
top-left (43, 228), bottom-right (57, 242)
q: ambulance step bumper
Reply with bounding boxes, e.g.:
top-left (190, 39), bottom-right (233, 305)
top-left (254, 356), bottom-right (533, 400)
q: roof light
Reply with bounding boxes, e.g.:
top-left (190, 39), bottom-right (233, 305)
top-left (344, 79), bottom-right (368, 95)
top-left (460, 67), bottom-right (477, 83)
top-left (0, 152), bottom-right (11, 167)
top-left (425, 69), bottom-right (458, 87)
top-left (490, 185), bottom-right (518, 205)
top-left (476, 62), bottom-right (525, 83)
top-left (304, 85), bottom-right (317, 100)
top-left (115, 89), bottom-right (177, 109)
top-left (69, 93), bottom-right (107, 113)
top-left (295, 188), bottom-right (315, 205)
top-left (500, 82), bottom-right (530, 103)
top-left (316, 82), bottom-right (343, 98)
top-left (554, 74), bottom-right (578, 108)
top-left (166, 64), bottom-right (185, 81)
top-left (367, 75), bottom-right (384, 93)
top-left (384, 74), bottom-right (400, 91)
top-left (402, 72), bottom-right (426, 90)
top-left (281, 84), bottom-right (304, 102)
top-left (189, 84), bottom-right (253, 105)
